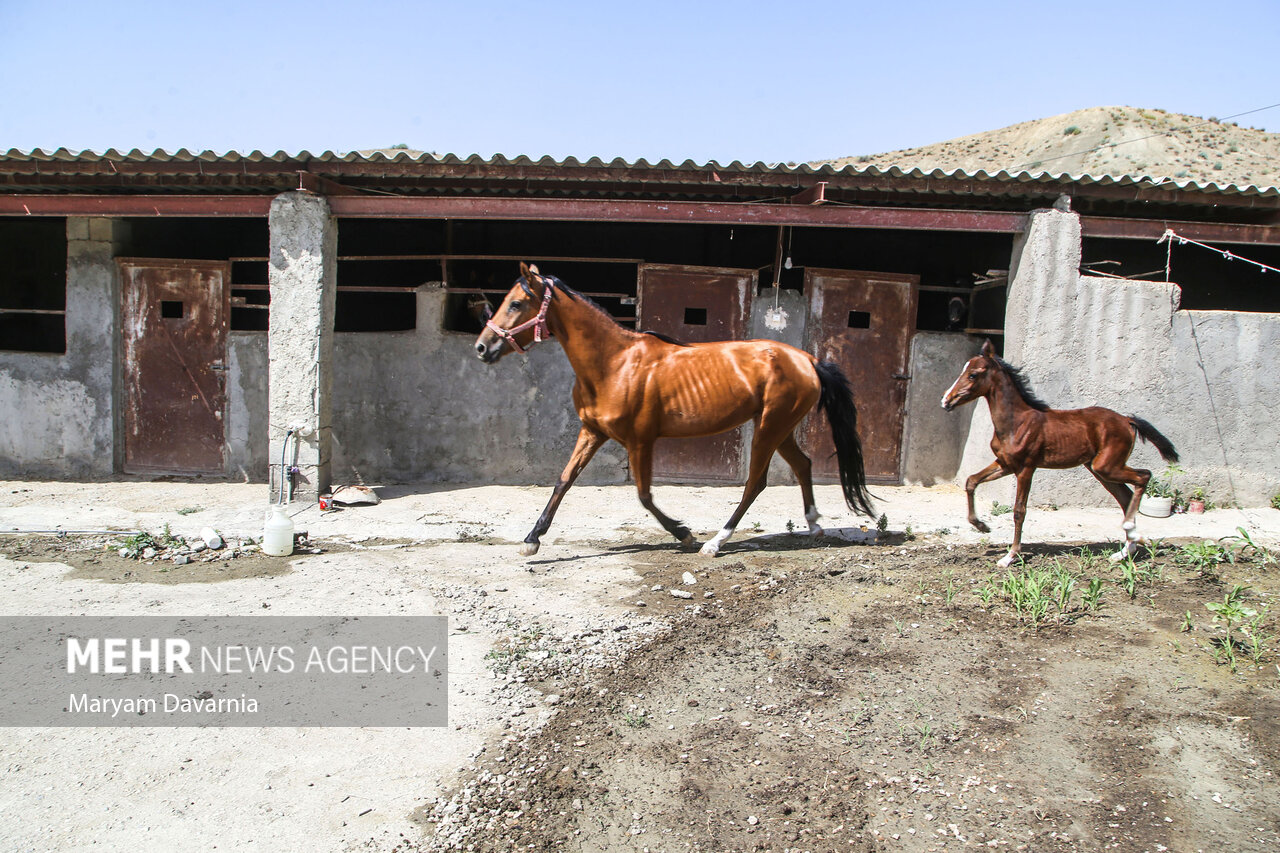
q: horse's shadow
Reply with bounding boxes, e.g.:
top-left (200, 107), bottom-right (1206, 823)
top-left (525, 527), bottom-right (877, 566)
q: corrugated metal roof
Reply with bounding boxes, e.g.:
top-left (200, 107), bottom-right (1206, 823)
top-left (2, 147), bottom-right (1277, 199)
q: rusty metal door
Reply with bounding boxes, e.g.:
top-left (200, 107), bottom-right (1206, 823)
top-left (119, 259), bottom-right (230, 474)
top-left (637, 264), bottom-right (755, 482)
top-left (803, 268), bottom-right (917, 484)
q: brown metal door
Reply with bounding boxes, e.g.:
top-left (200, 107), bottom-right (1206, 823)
top-left (803, 268), bottom-right (917, 484)
top-left (637, 264), bottom-right (755, 482)
top-left (119, 259), bottom-right (230, 474)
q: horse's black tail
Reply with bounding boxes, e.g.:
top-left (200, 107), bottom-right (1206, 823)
top-left (815, 361), bottom-right (875, 517)
top-left (1130, 416), bottom-right (1180, 463)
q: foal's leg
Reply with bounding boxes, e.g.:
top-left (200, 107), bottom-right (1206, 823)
top-left (1090, 454), bottom-right (1152, 563)
top-left (965, 460), bottom-right (1011, 534)
top-left (701, 419), bottom-right (790, 557)
top-left (521, 426), bottom-right (608, 556)
top-left (997, 468), bottom-right (1036, 568)
top-left (775, 432), bottom-right (822, 535)
top-left (626, 440), bottom-right (695, 548)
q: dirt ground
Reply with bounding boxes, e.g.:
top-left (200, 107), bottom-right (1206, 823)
top-left (1, 480), bottom-right (1278, 853)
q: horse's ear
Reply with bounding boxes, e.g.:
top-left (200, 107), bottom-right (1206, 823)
top-left (526, 263), bottom-right (540, 278)
top-left (519, 261), bottom-right (531, 280)
top-left (981, 339), bottom-right (996, 357)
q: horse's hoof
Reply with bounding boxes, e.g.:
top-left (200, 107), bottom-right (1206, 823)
top-left (680, 533), bottom-right (695, 548)
top-left (699, 541), bottom-right (719, 557)
top-left (519, 542), bottom-right (540, 557)
top-left (972, 520), bottom-right (991, 534)
top-left (996, 552), bottom-right (1016, 568)
top-left (1109, 542), bottom-right (1136, 563)
top-left (808, 524), bottom-right (824, 537)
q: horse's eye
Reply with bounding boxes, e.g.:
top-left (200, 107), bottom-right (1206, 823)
top-left (969, 372), bottom-right (979, 379)
top-left (509, 301), bottom-right (523, 311)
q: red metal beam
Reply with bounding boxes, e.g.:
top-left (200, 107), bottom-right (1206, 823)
top-left (0, 195), bottom-right (271, 217)
top-left (1081, 215), bottom-right (1280, 245)
top-left (791, 182), bottom-right (827, 205)
top-left (327, 196), bottom-right (1029, 232)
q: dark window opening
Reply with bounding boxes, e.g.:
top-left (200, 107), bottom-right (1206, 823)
top-left (336, 291), bottom-right (416, 332)
top-left (1083, 237), bottom-right (1280, 312)
top-left (0, 313), bottom-right (65, 354)
top-left (441, 258), bottom-right (638, 334)
top-left (230, 260), bottom-right (268, 332)
top-left (684, 307), bottom-right (708, 326)
top-left (0, 217), bottom-right (67, 353)
top-left (161, 300), bottom-right (184, 319)
top-left (847, 310), bottom-right (870, 329)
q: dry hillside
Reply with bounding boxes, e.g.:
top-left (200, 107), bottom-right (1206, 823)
top-left (822, 106), bottom-right (1280, 189)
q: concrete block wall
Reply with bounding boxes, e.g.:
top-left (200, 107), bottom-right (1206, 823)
top-left (0, 218), bottom-right (126, 478)
top-left (902, 332), bottom-right (982, 486)
top-left (958, 208), bottom-right (1280, 508)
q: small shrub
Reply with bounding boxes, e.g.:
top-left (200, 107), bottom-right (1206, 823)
top-left (1270, 492), bottom-right (1280, 511)
top-left (1063, 125), bottom-right (1082, 136)
top-left (991, 501), bottom-right (1013, 517)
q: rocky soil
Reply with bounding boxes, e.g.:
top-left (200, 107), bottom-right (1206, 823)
top-left (821, 105), bottom-right (1280, 189)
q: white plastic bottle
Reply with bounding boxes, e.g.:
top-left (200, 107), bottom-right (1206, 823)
top-left (262, 505), bottom-right (295, 556)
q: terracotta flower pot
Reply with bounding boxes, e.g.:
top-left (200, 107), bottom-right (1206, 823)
top-left (1188, 499), bottom-right (1206, 514)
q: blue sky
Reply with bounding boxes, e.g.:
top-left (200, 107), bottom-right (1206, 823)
top-left (2, 0), bottom-right (1277, 164)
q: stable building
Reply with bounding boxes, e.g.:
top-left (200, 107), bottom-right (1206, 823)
top-left (1, 149), bottom-right (1277, 505)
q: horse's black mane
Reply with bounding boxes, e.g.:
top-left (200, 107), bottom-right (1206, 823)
top-left (994, 357), bottom-right (1051, 411)
top-left (642, 330), bottom-right (689, 346)
top-left (522, 274), bottom-right (691, 347)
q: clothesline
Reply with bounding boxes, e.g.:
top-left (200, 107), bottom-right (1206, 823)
top-left (1157, 228), bottom-right (1280, 282)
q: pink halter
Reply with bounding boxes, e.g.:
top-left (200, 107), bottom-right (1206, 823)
top-left (485, 277), bottom-right (556, 354)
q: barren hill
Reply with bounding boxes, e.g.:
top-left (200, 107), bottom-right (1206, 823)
top-left (822, 106), bottom-right (1280, 189)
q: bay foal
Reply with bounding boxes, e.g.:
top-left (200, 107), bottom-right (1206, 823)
top-left (942, 341), bottom-right (1179, 566)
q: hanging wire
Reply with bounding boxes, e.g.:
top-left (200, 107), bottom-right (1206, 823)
top-left (1158, 228), bottom-right (1280, 280)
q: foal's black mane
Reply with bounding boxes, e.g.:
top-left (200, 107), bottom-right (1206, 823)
top-left (520, 273), bottom-right (691, 347)
top-left (993, 356), bottom-right (1051, 411)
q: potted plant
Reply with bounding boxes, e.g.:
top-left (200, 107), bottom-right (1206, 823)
top-left (1142, 466), bottom-right (1182, 518)
top-left (1187, 486), bottom-right (1207, 514)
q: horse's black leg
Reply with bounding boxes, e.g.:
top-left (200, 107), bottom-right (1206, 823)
top-left (626, 440), bottom-right (694, 547)
top-left (701, 416), bottom-right (791, 556)
top-left (776, 433), bottom-right (821, 535)
top-left (521, 427), bottom-right (608, 556)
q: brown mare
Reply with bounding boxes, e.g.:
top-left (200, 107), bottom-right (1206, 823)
top-left (474, 263), bottom-right (875, 557)
top-left (942, 340), bottom-right (1179, 566)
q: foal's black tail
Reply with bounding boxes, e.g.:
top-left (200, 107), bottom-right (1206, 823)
top-left (1130, 416), bottom-right (1180, 463)
top-left (815, 361), bottom-right (876, 517)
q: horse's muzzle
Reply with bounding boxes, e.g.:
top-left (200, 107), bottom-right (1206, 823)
top-left (475, 340), bottom-right (500, 363)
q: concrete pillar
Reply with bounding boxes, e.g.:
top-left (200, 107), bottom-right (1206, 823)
top-left (954, 208), bottom-right (1081, 496)
top-left (66, 217), bottom-right (130, 476)
top-left (268, 192), bottom-right (336, 502)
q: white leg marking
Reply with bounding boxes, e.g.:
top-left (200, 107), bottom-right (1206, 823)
top-left (996, 551), bottom-right (1016, 568)
top-left (700, 527), bottom-right (734, 557)
top-left (1109, 540), bottom-right (1137, 563)
top-left (806, 506), bottom-right (823, 536)
top-left (519, 541), bottom-right (540, 557)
